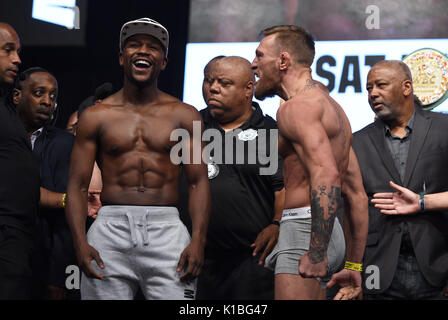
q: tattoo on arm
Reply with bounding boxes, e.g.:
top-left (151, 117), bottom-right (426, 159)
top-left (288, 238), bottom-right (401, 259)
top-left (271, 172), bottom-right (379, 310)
top-left (309, 185), bottom-right (342, 264)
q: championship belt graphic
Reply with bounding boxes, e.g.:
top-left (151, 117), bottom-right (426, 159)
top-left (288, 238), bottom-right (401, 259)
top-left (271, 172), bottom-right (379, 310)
top-left (403, 48), bottom-right (448, 111)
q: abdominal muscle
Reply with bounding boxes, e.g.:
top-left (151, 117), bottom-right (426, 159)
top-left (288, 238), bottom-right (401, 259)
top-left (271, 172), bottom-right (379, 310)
top-left (283, 154), bottom-right (311, 210)
top-left (99, 150), bottom-right (179, 206)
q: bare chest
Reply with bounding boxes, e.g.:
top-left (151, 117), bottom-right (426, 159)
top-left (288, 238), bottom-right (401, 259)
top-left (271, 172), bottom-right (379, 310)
top-left (99, 113), bottom-right (179, 156)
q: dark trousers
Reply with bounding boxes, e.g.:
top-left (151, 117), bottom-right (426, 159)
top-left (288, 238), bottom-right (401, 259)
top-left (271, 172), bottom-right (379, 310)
top-left (0, 225), bottom-right (34, 300)
top-left (197, 252), bottom-right (274, 300)
top-left (365, 228), bottom-right (447, 300)
top-left (31, 215), bottom-right (80, 300)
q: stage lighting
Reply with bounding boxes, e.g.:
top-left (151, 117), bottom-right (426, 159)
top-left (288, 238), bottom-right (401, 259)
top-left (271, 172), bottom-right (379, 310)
top-left (32, 0), bottom-right (79, 30)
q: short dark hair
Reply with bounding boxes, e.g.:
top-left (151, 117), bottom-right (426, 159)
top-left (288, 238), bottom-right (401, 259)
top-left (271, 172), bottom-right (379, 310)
top-left (373, 60), bottom-right (413, 82)
top-left (261, 25), bottom-right (315, 67)
top-left (14, 67), bottom-right (55, 90)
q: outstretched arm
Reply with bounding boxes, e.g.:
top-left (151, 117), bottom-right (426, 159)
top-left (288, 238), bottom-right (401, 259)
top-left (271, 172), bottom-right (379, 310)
top-left (372, 181), bottom-right (448, 214)
top-left (327, 147), bottom-right (368, 300)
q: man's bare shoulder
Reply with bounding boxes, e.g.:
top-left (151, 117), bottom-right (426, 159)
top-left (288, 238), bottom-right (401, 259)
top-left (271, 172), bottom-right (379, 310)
top-left (85, 92), bottom-right (123, 113)
top-left (278, 92), bottom-right (324, 122)
top-left (76, 93), bottom-right (124, 133)
top-left (158, 91), bottom-right (202, 121)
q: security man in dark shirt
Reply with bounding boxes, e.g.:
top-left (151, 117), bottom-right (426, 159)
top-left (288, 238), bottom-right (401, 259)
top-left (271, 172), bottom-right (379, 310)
top-left (179, 56), bottom-right (284, 300)
top-left (0, 22), bottom-right (40, 300)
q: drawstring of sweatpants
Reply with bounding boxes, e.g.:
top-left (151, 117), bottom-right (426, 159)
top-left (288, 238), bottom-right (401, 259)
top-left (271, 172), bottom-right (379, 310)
top-left (126, 211), bottom-right (151, 247)
top-left (126, 212), bottom-right (138, 247)
top-left (142, 210), bottom-right (150, 246)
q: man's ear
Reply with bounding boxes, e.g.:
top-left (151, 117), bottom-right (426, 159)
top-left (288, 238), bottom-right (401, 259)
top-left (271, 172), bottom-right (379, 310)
top-left (245, 80), bottom-right (254, 100)
top-left (279, 52), bottom-right (291, 71)
top-left (160, 56), bottom-right (168, 71)
top-left (119, 51), bottom-right (124, 67)
top-left (402, 79), bottom-right (413, 97)
top-left (12, 88), bottom-right (22, 106)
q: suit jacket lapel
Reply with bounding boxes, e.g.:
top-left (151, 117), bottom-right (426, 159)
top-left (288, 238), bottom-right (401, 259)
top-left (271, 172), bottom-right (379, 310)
top-left (367, 121), bottom-right (403, 184)
top-left (32, 131), bottom-right (45, 167)
top-left (403, 109), bottom-right (431, 187)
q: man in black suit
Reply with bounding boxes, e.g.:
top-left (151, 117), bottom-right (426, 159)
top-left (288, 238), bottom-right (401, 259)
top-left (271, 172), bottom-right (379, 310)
top-left (12, 67), bottom-right (77, 299)
top-left (353, 60), bottom-right (448, 299)
top-left (0, 23), bottom-right (40, 300)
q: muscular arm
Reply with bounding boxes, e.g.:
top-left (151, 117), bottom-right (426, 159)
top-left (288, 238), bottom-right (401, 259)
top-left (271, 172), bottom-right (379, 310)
top-left (342, 147), bottom-right (368, 264)
top-left (278, 101), bottom-right (342, 274)
top-left (327, 148), bottom-right (368, 300)
top-left (65, 108), bottom-right (104, 278)
top-left (176, 107), bottom-right (211, 281)
top-left (66, 109), bottom-right (98, 247)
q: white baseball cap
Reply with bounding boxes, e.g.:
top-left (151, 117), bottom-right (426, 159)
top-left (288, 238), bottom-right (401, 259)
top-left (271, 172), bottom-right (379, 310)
top-left (120, 18), bottom-right (169, 56)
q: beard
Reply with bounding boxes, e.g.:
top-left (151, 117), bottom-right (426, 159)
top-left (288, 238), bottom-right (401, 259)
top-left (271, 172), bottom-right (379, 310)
top-left (254, 79), bottom-right (277, 101)
top-left (372, 103), bottom-right (395, 122)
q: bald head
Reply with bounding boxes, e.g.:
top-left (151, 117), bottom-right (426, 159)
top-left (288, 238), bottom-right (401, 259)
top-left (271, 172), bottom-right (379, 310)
top-left (202, 55), bottom-right (255, 125)
top-left (0, 23), bottom-right (18, 37)
top-left (204, 56), bottom-right (255, 83)
top-left (220, 56), bottom-right (255, 83)
top-left (0, 22), bottom-right (21, 86)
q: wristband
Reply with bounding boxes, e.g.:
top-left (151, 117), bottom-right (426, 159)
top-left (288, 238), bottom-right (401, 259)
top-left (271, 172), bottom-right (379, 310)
top-left (271, 220), bottom-right (280, 226)
top-left (344, 261), bottom-right (363, 272)
top-left (62, 193), bottom-right (67, 208)
top-left (419, 192), bottom-right (426, 213)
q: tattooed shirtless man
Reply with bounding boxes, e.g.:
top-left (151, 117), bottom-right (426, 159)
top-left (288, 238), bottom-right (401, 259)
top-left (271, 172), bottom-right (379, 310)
top-left (252, 25), bottom-right (367, 300)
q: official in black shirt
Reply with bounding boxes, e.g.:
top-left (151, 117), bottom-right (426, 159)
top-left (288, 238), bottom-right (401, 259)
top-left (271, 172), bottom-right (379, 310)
top-left (0, 23), bottom-right (40, 300)
top-left (179, 56), bottom-right (284, 300)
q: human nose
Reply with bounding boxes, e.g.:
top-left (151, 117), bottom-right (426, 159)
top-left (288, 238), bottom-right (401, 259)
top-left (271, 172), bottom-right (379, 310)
top-left (368, 86), bottom-right (379, 100)
top-left (209, 80), bottom-right (219, 93)
top-left (11, 49), bottom-right (21, 66)
top-left (251, 58), bottom-right (257, 70)
top-left (250, 57), bottom-right (258, 70)
top-left (41, 94), bottom-right (54, 107)
top-left (136, 44), bottom-right (151, 55)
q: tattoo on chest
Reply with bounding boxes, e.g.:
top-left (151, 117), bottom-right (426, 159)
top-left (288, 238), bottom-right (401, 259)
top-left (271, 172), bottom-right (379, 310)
top-left (309, 185), bottom-right (342, 264)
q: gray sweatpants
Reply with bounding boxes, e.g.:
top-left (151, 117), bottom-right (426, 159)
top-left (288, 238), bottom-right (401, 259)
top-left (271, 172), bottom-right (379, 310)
top-left (81, 206), bottom-right (196, 300)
